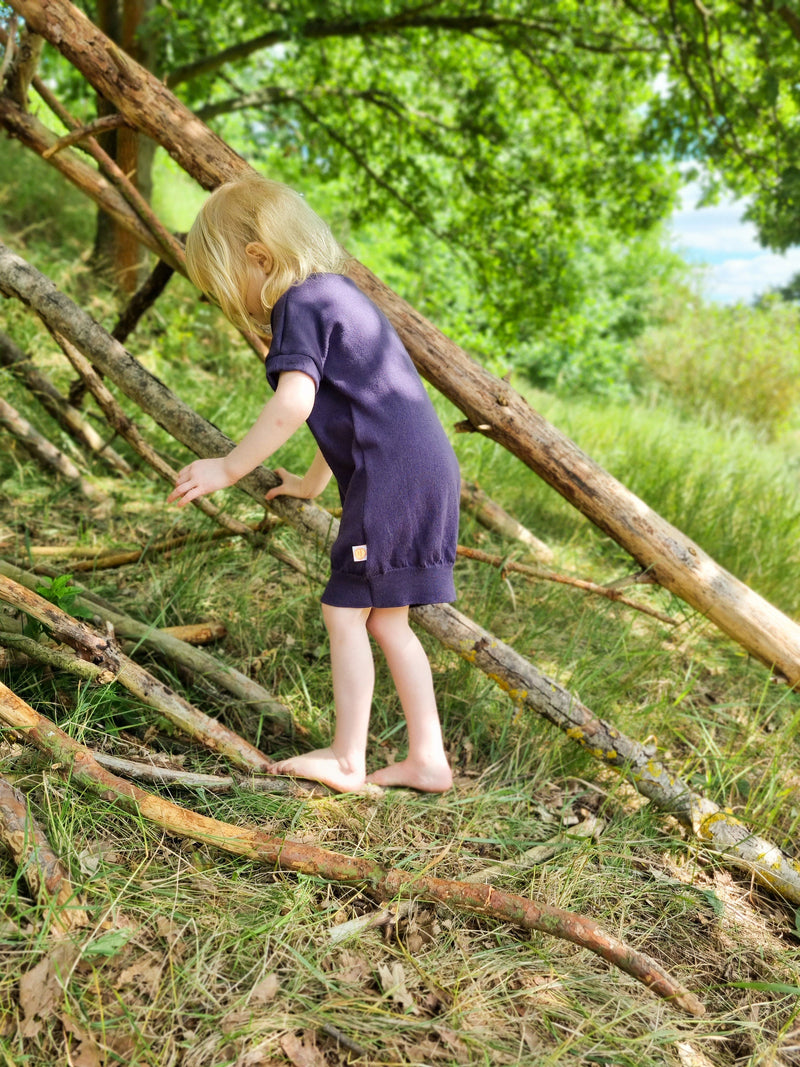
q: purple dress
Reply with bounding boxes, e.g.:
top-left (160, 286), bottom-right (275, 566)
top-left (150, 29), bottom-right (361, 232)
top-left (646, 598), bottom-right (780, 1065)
top-left (265, 274), bottom-right (459, 608)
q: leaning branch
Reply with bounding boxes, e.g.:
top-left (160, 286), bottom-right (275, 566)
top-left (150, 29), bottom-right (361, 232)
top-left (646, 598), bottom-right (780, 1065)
top-left (0, 394), bottom-right (105, 501)
top-left (0, 329), bottom-right (131, 474)
top-left (0, 679), bottom-right (705, 1017)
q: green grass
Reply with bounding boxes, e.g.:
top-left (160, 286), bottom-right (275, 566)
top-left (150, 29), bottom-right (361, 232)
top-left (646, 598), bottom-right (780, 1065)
top-left (2, 136), bottom-right (800, 1066)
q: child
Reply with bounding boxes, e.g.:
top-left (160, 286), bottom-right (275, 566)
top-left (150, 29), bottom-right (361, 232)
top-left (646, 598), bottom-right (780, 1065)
top-left (168, 173), bottom-right (460, 794)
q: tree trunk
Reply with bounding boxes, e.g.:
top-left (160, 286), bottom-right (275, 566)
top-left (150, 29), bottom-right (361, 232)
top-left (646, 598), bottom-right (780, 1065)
top-left (91, 0), bottom-right (156, 290)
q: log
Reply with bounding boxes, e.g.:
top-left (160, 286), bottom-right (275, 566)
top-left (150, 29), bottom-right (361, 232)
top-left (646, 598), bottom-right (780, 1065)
top-left (7, 0), bottom-right (800, 688)
top-left (0, 678), bottom-right (705, 1016)
top-left (1, 253), bottom-right (798, 903)
top-left (0, 774), bottom-right (88, 930)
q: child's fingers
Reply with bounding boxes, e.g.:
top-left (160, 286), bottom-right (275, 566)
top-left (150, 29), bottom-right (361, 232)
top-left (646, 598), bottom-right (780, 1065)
top-left (265, 468), bottom-right (289, 500)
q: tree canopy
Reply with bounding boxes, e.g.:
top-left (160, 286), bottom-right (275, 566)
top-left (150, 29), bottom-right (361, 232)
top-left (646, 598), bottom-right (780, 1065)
top-left (5, 0), bottom-right (800, 373)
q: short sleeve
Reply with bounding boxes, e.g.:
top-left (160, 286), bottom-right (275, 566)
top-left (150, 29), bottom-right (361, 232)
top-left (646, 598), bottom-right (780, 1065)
top-left (264, 286), bottom-right (326, 393)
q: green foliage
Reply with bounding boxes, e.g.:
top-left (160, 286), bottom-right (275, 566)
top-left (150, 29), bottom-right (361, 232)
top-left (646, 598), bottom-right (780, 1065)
top-left (22, 575), bottom-right (94, 640)
top-left (635, 293), bottom-right (800, 434)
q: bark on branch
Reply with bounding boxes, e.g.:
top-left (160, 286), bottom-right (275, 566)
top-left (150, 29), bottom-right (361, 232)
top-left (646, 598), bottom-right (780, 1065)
top-left (0, 774), bottom-right (87, 930)
top-left (0, 678), bottom-right (705, 1016)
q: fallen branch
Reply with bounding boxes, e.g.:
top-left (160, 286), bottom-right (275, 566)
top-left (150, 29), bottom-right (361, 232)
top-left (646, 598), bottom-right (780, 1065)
top-left (0, 572), bottom-right (281, 768)
top-left (329, 815), bottom-right (605, 943)
top-left (456, 545), bottom-right (679, 626)
top-left (0, 329), bottom-right (132, 474)
top-left (0, 678), bottom-right (705, 1017)
top-left (0, 394), bottom-right (105, 502)
top-left (412, 602), bottom-right (800, 905)
top-left (460, 478), bottom-right (553, 563)
top-left (0, 773), bottom-right (88, 931)
top-left (0, 560), bottom-right (294, 733)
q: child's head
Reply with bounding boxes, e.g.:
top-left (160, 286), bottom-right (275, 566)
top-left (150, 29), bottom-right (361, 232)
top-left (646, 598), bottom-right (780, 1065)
top-left (185, 173), bottom-right (348, 334)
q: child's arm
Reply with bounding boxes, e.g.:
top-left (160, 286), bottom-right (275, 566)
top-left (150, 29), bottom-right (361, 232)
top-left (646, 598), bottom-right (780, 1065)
top-left (265, 447), bottom-right (333, 502)
top-left (167, 370), bottom-right (315, 507)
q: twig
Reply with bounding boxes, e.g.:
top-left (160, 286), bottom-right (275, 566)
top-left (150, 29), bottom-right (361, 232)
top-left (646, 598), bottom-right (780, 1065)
top-left (0, 572), bottom-right (280, 770)
top-left (0, 773), bottom-right (88, 931)
top-left (456, 545), bottom-right (678, 626)
top-left (0, 680), bottom-right (706, 1017)
top-left (42, 113), bottom-right (129, 158)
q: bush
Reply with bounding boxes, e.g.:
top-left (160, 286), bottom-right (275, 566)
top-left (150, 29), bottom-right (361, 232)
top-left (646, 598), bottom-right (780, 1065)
top-left (635, 295), bottom-right (800, 434)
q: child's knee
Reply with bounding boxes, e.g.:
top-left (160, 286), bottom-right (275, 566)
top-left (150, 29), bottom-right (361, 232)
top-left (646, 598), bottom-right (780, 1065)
top-left (366, 606), bottom-right (410, 644)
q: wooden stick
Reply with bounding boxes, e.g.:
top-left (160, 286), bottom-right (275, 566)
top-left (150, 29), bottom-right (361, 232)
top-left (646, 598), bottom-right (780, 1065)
top-left (460, 478), bottom-right (553, 562)
top-left (0, 395), bottom-right (106, 502)
top-left (0, 329), bottom-right (132, 474)
top-left (0, 773), bottom-right (88, 930)
top-left (0, 678), bottom-right (705, 1017)
top-left (456, 544), bottom-right (678, 626)
top-left (0, 573), bottom-right (280, 770)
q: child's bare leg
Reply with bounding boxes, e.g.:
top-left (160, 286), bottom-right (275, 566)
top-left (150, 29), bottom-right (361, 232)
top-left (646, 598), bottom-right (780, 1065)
top-left (274, 604), bottom-right (372, 792)
top-left (364, 606), bottom-right (452, 792)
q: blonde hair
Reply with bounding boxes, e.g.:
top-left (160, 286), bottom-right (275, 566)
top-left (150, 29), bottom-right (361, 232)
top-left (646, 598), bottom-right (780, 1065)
top-left (185, 173), bottom-right (349, 335)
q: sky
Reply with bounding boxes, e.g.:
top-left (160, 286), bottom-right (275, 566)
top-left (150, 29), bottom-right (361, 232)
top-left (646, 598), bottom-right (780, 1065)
top-left (669, 182), bottom-right (800, 304)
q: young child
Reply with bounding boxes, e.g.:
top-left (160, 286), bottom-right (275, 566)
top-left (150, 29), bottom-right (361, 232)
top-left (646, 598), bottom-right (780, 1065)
top-left (167, 173), bottom-right (460, 794)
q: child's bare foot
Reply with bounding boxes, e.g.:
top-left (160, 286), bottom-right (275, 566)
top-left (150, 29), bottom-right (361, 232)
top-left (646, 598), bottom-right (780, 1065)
top-left (366, 757), bottom-right (453, 793)
top-left (273, 747), bottom-right (366, 793)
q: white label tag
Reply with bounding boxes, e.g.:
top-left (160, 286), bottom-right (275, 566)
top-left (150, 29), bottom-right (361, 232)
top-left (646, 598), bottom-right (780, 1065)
top-left (352, 545), bottom-right (367, 562)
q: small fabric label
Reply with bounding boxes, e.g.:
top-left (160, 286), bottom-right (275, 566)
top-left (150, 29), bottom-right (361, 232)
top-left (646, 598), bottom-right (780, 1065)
top-left (352, 545), bottom-right (368, 562)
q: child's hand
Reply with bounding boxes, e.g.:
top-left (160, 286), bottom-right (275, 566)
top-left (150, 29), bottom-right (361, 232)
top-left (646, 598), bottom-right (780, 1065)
top-left (168, 458), bottom-right (236, 507)
top-left (265, 467), bottom-right (312, 501)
